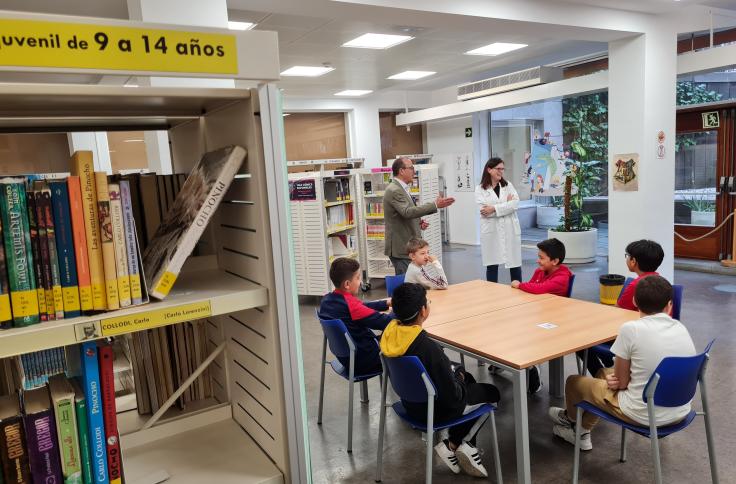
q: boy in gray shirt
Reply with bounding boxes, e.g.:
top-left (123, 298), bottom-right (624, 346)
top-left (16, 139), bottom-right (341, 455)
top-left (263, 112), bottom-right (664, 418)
top-left (404, 238), bottom-right (448, 290)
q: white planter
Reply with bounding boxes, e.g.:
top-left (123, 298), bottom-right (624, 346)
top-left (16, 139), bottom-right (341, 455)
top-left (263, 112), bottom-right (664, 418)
top-left (547, 228), bottom-right (598, 264)
top-left (536, 206), bottom-right (564, 229)
top-left (691, 211), bottom-right (715, 226)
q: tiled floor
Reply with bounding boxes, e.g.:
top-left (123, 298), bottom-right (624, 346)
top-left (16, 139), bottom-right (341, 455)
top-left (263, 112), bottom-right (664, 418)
top-left (299, 244), bottom-right (734, 483)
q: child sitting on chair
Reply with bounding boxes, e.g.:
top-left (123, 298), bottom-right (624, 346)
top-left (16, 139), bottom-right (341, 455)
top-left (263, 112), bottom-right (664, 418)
top-left (511, 237), bottom-right (572, 297)
top-left (548, 275), bottom-right (695, 451)
top-left (404, 237), bottom-right (449, 290)
top-left (318, 257), bottom-right (393, 375)
top-left (617, 239), bottom-right (665, 311)
top-left (380, 283), bottom-right (499, 477)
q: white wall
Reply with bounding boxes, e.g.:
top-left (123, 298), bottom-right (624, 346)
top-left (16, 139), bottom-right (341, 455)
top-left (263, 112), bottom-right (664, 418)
top-left (426, 116), bottom-right (480, 245)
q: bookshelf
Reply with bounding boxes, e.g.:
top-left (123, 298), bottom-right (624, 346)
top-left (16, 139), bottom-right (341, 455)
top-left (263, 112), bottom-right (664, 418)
top-left (0, 53), bottom-right (306, 484)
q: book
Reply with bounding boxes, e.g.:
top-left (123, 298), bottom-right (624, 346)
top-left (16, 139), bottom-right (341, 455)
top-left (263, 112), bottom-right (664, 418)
top-left (97, 342), bottom-right (122, 484)
top-left (50, 181), bottom-right (82, 319)
top-left (0, 179), bottom-right (40, 327)
top-left (37, 186), bottom-right (65, 320)
top-left (70, 152), bottom-right (106, 311)
top-left (93, 174), bottom-right (118, 311)
top-left (25, 191), bottom-right (48, 322)
top-left (0, 393), bottom-right (31, 484)
top-left (70, 379), bottom-right (93, 484)
top-left (48, 375), bottom-right (83, 484)
top-left (107, 185), bottom-right (131, 309)
top-left (125, 334), bottom-right (150, 415)
top-left (33, 190), bottom-right (56, 321)
top-left (23, 386), bottom-right (63, 483)
top-left (119, 181), bottom-right (143, 306)
top-left (0, 213), bottom-right (10, 328)
top-left (120, 176), bottom-right (145, 257)
top-left (67, 177), bottom-right (93, 314)
top-left (143, 146), bottom-right (246, 299)
top-left (137, 174), bottom-right (160, 249)
top-left (79, 342), bottom-right (108, 484)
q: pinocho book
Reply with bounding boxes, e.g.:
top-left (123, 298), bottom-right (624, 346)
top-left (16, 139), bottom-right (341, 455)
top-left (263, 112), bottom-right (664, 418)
top-left (142, 146), bottom-right (246, 300)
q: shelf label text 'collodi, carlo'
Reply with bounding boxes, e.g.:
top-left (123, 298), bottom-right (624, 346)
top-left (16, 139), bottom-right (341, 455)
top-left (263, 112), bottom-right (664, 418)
top-left (0, 18), bottom-right (237, 74)
top-left (99, 301), bottom-right (212, 337)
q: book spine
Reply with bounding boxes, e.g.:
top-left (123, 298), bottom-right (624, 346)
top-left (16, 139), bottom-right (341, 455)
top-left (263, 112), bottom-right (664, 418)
top-left (0, 180), bottom-right (40, 327)
top-left (53, 393), bottom-right (82, 482)
top-left (0, 416), bottom-right (32, 484)
top-left (97, 343), bottom-right (122, 484)
top-left (94, 174), bottom-right (118, 311)
top-left (79, 342), bottom-right (108, 484)
top-left (0, 209), bottom-right (11, 328)
top-left (50, 181), bottom-right (81, 318)
top-left (107, 185), bottom-right (130, 309)
top-left (67, 177), bottom-right (93, 314)
top-left (39, 188), bottom-right (65, 320)
top-left (25, 191), bottom-right (48, 322)
top-left (70, 153), bottom-right (106, 311)
top-left (33, 190), bottom-right (56, 321)
top-left (118, 181), bottom-right (142, 305)
top-left (74, 391), bottom-right (93, 484)
top-left (24, 401), bottom-right (63, 483)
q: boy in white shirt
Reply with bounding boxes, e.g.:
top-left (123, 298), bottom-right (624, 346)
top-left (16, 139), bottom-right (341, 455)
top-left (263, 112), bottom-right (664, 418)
top-left (548, 275), bottom-right (695, 451)
top-left (404, 238), bottom-right (449, 290)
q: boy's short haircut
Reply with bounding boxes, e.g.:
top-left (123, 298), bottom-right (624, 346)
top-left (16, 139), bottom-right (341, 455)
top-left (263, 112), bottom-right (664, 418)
top-left (406, 237), bottom-right (430, 255)
top-left (537, 238), bottom-right (566, 264)
top-left (634, 275), bottom-right (673, 315)
top-left (625, 239), bottom-right (665, 272)
top-left (392, 283), bottom-right (427, 325)
top-left (329, 257), bottom-right (361, 288)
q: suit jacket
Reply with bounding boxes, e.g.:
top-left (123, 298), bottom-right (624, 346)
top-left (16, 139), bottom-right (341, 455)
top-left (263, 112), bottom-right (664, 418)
top-left (383, 179), bottom-right (437, 259)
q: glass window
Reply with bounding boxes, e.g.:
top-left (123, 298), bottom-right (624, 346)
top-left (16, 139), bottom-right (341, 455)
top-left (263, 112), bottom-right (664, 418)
top-left (675, 131), bottom-right (717, 226)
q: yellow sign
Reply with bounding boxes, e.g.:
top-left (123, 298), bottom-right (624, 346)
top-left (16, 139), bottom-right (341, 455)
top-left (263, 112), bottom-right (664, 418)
top-left (99, 301), bottom-right (212, 337)
top-left (0, 18), bottom-right (238, 74)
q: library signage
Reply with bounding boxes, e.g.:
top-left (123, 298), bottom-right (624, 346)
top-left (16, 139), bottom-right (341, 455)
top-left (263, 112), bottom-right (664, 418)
top-left (0, 18), bottom-right (238, 74)
top-left (289, 179), bottom-right (317, 201)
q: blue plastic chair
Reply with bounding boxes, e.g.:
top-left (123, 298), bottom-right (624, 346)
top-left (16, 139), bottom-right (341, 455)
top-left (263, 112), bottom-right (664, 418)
top-left (317, 315), bottom-right (382, 453)
top-left (566, 274), bottom-right (576, 298)
top-left (572, 340), bottom-right (718, 484)
top-left (375, 355), bottom-right (502, 484)
top-left (385, 274), bottom-right (405, 297)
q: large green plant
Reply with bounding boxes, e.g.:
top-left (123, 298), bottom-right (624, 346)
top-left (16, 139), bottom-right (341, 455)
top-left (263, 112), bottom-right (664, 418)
top-left (557, 141), bottom-right (605, 232)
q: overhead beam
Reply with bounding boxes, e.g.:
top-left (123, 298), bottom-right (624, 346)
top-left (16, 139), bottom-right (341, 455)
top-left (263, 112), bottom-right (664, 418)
top-left (677, 42), bottom-right (736, 75)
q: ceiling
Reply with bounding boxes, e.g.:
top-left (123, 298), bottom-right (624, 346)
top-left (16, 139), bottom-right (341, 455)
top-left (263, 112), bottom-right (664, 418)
top-left (558, 0), bottom-right (736, 14)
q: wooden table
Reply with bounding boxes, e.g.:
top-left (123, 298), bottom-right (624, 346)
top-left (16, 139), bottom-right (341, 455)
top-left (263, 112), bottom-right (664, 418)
top-left (424, 280), bottom-right (637, 484)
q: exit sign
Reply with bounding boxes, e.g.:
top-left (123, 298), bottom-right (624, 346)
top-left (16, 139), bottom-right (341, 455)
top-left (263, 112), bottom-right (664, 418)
top-left (465, 127), bottom-right (472, 137)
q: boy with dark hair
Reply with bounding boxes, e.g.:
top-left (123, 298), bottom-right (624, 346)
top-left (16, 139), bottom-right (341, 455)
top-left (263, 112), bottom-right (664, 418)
top-left (511, 238), bottom-right (572, 297)
top-left (318, 257), bottom-right (393, 375)
top-left (617, 239), bottom-right (665, 311)
top-left (404, 237), bottom-right (449, 290)
top-left (548, 275), bottom-right (695, 451)
top-left (380, 283), bottom-right (500, 477)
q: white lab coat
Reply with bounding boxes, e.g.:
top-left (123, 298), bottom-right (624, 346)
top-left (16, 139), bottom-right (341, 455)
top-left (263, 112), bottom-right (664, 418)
top-left (475, 181), bottom-right (522, 268)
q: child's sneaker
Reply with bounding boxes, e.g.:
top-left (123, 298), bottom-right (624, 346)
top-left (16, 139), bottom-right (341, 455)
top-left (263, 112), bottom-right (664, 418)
top-left (548, 407), bottom-right (573, 426)
top-left (552, 423), bottom-right (592, 451)
top-left (434, 440), bottom-right (460, 474)
top-left (528, 365), bottom-right (542, 394)
top-left (455, 441), bottom-right (488, 477)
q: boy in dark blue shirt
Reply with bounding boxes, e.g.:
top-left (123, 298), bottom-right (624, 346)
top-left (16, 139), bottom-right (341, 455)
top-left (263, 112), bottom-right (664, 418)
top-left (318, 258), bottom-right (393, 374)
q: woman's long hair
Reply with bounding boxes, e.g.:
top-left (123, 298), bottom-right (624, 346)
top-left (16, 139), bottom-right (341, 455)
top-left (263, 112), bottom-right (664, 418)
top-left (480, 157), bottom-right (508, 190)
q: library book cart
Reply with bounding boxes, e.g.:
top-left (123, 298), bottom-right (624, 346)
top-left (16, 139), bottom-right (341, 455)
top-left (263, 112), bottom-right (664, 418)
top-left (0, 27), bottom-right (308, 484)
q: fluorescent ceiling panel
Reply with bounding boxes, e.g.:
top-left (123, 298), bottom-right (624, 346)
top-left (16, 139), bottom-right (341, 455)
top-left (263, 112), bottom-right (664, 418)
top-left (388, 70), bottom-right (435, 80)
top-left (465, 42), bottom-right (528, 56)
top-left (281, 66), bottom-right (335, 77)
top-left (342, 33), bottom-right (413, 49)
top-left (335, 90), bottom-right (373, 96)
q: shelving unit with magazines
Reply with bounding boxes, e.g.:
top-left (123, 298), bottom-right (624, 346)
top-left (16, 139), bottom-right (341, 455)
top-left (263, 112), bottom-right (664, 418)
top-left (0, 13), bottom-right (307, 484)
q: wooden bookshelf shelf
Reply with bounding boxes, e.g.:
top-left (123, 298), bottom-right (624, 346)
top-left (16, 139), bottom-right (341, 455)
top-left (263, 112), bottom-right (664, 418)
top-left (0, 269), bottom-right (268, 359)
top-left (363, 192), bottom-right (385, 198)
top-left (329, 252), bottom-right (358, 263)
top-left (326, 224), bottom-right (356, 235)
top-left (324, 199), bottom-right (353, 207)
top-left (365, 215), bottom-right (384, 219)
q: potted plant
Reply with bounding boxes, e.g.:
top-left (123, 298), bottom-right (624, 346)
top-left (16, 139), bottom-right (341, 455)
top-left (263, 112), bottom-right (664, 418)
top-left (684, 195), bottom-right (716, 226)
top-left (547, 141), bottom-right (605, 263)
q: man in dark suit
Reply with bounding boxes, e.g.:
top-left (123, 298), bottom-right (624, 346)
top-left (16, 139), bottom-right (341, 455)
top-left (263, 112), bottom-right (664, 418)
top-left (383, 157), bottom-right (455, 275)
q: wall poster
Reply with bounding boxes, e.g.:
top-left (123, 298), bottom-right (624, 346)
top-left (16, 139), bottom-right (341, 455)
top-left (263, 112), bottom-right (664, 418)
top-left (521, 132), bottom-right (569, 197)
top-left (454, 153), bottom-right (474, 192)
top-left (612, 153), bottom-right (639, 192)
top-left (289, 179), bottom-right (317, 201)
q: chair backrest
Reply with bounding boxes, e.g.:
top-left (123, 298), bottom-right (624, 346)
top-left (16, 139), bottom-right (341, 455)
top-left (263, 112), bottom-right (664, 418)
top-left (672, 284), bottom-right (684, 321)
top-left (566, 274), bottom-right (576, 298)
top-left (386, 274), bottom-right (406, 297)
top-left (617, 277), bottom-right (635, 303)
top-left (382, 355), bottom-right (436, 403)
top-left (318, 317), bottom-right (353, 359)
top-left (643, 340), bottom-right (714, 407)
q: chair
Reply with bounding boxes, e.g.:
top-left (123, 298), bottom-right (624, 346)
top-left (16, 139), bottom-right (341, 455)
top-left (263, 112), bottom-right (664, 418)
top-left (572, 340), bottom-right (718, 484)
top-left (317, 315), bottom-right (383, 453)
top-left (566, 274), bottom-right (576, 298)
top-left (385, 274), bottom-right (405, 297)
top-left (375, 355), bottom-right (502, 484)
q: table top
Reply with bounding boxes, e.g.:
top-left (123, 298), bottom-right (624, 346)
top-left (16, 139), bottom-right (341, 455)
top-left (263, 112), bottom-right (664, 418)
top-left (423, 280), bottom-right (556, 328)
top-left (425, 281), bottom-right (638, 369)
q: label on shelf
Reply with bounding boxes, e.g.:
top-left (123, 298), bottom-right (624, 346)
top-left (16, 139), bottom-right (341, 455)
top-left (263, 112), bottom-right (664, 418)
top-left (104, 300), bottom-right (212, 337)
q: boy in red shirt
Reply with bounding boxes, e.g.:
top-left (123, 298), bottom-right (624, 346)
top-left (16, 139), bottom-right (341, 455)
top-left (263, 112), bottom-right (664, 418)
top-left (617, 239), bottom-right (664, 311)
top-left (511, 238), bottom-right (573, 297)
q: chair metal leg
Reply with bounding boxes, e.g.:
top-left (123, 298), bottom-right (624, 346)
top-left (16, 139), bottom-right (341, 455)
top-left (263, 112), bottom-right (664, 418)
top-left (700, 377), bottom-right (720, 484)
top-left (650, 431), bottom-right (662, 484)
top-left (317, 336), bottom-right (327, 425)
top-left (375, 369), bottom-right (389, 482)
top-left (619, 427), bottom-right (627, 462)
top-left (576, 355), bottom-right (582, 376)
top-left (572, 407), bottom-right (583, 484)
top-left (581, 349), bottom-right (588, 377)
top-left (360, 380), bottom-right (369, 403)
top-left (426, 399), bottom-right (435, 484)
top-left (490, 412), bottom-right (503, 484)
top-left (460, 354), bottom-right (465, 367)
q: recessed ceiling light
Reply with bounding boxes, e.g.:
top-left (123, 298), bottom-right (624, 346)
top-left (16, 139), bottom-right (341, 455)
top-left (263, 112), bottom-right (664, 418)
top-left (281, 65), bottom-right (335, 77)
top-left (228, 21), bottom-right (256, 31)
top-left (124, 139), bottom-right (145, 143)
top-left (388, 70), bottom-right (436, 80)
top-left (123, 84), bottom-right (138, 88)
top-left (465, 42), bottom-right (528, 56)
top-left (335, 90), bottom-right (373, 96)
top-left (342, 33), bottom-right (413, 49)
top-left (283, 113), bottom-right (291, 117)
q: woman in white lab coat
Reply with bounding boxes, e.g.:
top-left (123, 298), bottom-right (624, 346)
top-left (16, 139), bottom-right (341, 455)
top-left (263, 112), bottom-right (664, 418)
top-left (475, 157), bottom-right (523, 283)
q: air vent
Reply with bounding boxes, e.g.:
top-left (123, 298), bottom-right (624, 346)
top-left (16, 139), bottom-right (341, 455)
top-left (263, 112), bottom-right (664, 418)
top-left (457, 66), bottom-right (563, 101)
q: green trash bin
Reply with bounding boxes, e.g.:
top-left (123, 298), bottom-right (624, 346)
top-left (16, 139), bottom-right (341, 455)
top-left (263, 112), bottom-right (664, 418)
top-left (599, 274), bottom-right (626, 305)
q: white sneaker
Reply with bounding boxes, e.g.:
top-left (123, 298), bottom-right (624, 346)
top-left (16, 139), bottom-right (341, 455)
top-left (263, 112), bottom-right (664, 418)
top-left (553, 423), bottom-right (593, 451)
top-left (434, 440), bottom-right (460, 474)
top-left (548, 407), bottom-right (573, 426)
top-left (455, 441), bottom-right (488, 477)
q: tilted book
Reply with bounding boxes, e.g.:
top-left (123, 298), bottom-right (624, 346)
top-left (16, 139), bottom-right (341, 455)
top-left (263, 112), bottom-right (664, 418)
top-left (33, 190), bottom-right (56, 321)
top-left (0, 178), bottom-right (40, 327)
top-left (93, 174), bottom-right (118, 311)
top-left (37, 185), bottom-right (65, 320)
top-left (48, 375), bottom-right (82, 484)
top-left (25, 191), bottom-right (48, 322)
top-left (97, 342), bottom-right (122, 484)
top-left (79, 342), bottom-right (108, 484)
top-left (106, 185), bottom-right (131, 309)
top-left (67, 177), bottom-right (93, 314)
top-left (0, 393), bottom-right (31, 484)
top-left (70, 379), bottom-right (93, 484)
top-left (22, 386), bottom-right (63, 483)
top-left (50, 181), bottom-right (82, 318)
top-left (143, 146), bottom-right (246, 299)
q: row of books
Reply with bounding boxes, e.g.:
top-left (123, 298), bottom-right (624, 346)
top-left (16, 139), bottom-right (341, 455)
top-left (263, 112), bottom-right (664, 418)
top-left (366, 224), bottom-right (386, 240)
top-left (0, 341), bottom-right (123, 484)
top-left (326, 204), bottom-right (354, 231)
top-left (323, 178), bottom-right (351, 203)
top-left (365, 201), bottom-right (385, 216)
